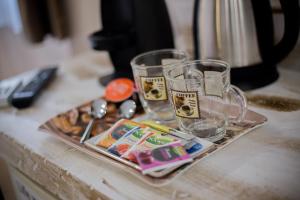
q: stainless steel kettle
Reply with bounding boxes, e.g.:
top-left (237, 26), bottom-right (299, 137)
top-left (193, 0), bottom-right (299, 90)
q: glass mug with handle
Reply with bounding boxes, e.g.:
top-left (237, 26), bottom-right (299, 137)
top-left (165, 60), bottom-right (247, 142)
top-left (131, 49), bottom-right (188, 123)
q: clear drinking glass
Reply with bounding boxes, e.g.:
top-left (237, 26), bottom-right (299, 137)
top-left (165, 60), bottom-right (247, 142)
top-left (131, 49), bottom-right (188, 123)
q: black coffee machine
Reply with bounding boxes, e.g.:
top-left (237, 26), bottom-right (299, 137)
top-left (89, 0), bottom-right (174, 85)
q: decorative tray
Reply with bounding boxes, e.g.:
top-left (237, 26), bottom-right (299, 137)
top-left (39, 97), bottom-right (267, 186)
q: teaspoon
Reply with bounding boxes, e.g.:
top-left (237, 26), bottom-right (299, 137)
top-left (80, 99), bottom-right (107, 144)
top-left (119, 100), bottom-right (136, 119)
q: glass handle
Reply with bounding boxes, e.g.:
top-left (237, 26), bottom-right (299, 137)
top-left (228, 85), bottom-right (247, 122)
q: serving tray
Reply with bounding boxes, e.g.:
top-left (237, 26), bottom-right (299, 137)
top-left (39, 97), bottom-right (267, 186)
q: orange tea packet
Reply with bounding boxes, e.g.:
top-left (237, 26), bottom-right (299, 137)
top-left (97, 119), bottom-right (145, 148)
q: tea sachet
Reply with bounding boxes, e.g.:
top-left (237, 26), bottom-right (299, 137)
top-left (134, 141), bottom-right (193, 174)
top-left (97, 119), bottom-right (145, 148)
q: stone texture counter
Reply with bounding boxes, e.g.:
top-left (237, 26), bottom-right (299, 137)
top-left (1, 52), bottom-right (300, 200)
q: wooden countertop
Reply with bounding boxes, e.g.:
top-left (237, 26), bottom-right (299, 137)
top-left (1, 52), bottom-right (300, 200)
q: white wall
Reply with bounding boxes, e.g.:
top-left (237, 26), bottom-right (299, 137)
top-left (0, 0), bottom-right (22, 33)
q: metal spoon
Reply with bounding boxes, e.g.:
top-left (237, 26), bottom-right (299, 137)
top-left (80, 99), bottom-right (107, 144)
top-left (119, 100), bottom-right (136, 119)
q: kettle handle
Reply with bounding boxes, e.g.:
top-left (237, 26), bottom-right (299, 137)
top-left (272, 0), bottom-right (300, 63)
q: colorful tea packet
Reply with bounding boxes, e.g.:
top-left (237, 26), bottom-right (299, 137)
top-left (140, 120), bottom-right (214, 158)
top-left (97, 119), bottom-right (145, 148)
top-left (122, 128), bottom-right (178, 161)
top-left (134, 141), bottom-right (193, 174)
top-left (107, 127), bottom-right (151, 157)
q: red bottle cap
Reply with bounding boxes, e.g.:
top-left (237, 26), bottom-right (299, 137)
top-left (105, 78), bottom-right (134, 102)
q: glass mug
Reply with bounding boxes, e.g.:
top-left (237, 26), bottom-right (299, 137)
top-left (165, 60), bottom-right (247, 142)
top-left (131, 49), bottom-right (188, 123)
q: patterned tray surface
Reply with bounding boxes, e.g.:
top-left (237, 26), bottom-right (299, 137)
top-left (39, 97), bottom-right (267, 186)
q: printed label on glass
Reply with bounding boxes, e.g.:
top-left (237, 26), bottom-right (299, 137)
top-left (204, 71), bottom-right (223, 97)
top-left (140, 76), bottom-right (168, 101)
top-left (171, 90), bottom-right (200, 119)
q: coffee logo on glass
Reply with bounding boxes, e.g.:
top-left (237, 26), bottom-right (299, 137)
top-left (171, 90), bottom-right (200, 119)
top-left (140, 76), bottom-right (168, 101)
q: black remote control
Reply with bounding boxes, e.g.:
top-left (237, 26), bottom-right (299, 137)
top-left (11, 67), bottom-right (58, 109)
